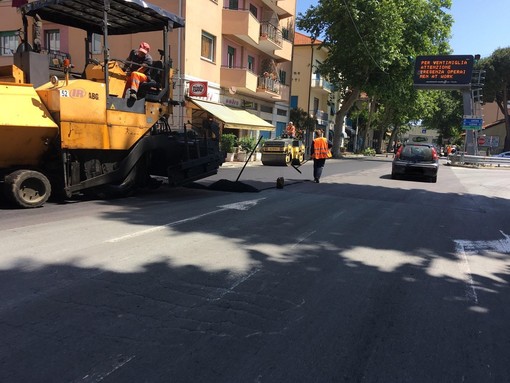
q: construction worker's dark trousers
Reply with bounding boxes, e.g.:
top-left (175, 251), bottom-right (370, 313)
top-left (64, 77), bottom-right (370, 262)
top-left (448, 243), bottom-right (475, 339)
top-left (313, 158), bottom-right (326, 181)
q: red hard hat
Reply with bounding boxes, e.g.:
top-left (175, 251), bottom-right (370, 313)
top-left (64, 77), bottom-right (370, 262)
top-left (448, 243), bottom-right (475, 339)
top-left (139, 42), bottom-right (150, 54)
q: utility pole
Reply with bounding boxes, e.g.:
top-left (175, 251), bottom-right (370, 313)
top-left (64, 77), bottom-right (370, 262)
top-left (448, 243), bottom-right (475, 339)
top-left (462, 90), bottom-right (476, 155)
top-left (463, 62), bottom-right (485, 155)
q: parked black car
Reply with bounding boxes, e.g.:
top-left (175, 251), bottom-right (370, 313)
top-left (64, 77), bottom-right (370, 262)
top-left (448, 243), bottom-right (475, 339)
top-left (391, 142), bottom-right (439, 182)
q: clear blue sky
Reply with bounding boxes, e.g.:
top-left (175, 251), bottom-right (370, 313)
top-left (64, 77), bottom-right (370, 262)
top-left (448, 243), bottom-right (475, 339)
top-left (296, 0), bottom-right (509, 59)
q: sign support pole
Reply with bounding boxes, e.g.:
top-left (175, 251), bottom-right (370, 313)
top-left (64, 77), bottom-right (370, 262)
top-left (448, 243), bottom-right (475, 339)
top-left (462, 90), bottom-right (477, 155)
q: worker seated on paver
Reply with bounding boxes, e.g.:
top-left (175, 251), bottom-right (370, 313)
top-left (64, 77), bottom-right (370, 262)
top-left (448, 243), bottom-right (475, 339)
top-left (122, 42), bottom-right (153, 100)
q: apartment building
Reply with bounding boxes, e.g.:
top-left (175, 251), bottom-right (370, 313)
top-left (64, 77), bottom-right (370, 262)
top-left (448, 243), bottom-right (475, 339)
top-left (291, 31), bottom-right (347, 144)
top-left (0, 0), bottom-right (296, 138)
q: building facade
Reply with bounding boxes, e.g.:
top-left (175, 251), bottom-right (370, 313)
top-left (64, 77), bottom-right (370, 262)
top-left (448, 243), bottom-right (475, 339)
top-left (0, 0), bottom-right (296, 141)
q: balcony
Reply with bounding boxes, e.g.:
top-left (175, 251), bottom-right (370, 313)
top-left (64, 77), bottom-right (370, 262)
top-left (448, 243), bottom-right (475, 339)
top-left (47, 50), bottom-right (71, 70)
top-left (222, 9), bottom-right (291, 62)
top-left (311, 77), bottom-right (333, 93)
top-left (274, 38), bottom-right (292, 62)
top-left (314, 110), bottom-right (329, 126)
top-left (220, 66), bottom-right (289, 102)
top-left (259, 23), bottom-right (283, 53)
top-left (222, 8), bottom-right (260, 46)
top-left (279, 83), bottom-right (290, 103)
top-left (257, 75), bottom-right (282, 100)
top-left (261, 0), bottom-right (293, 18)
top-left (221, 66), bottom-right (258, 93)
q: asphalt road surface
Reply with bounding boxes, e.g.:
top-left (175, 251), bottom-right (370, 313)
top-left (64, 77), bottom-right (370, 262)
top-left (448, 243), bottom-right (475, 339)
top-left (1, 157), bottom-right (509, 382)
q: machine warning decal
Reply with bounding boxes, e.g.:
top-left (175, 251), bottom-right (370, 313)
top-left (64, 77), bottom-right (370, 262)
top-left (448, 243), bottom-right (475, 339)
top-left (60, 89), bottom-right (70, 97)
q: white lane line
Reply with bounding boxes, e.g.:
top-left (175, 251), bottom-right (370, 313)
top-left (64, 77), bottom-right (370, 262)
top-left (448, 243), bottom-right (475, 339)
top-left (79, 354), bottom-right (135, 382)
top-left (454, 241), bottom-right (479, 304)
top-left (453, 231), bottom-right (510, 305)
top-left (291, 230), bottom-right (316, 249)
top-left (107, 209), bottom-right (222, 243)
top-left (107, 198), bottom-right (266, 243)
top-left (209, 268), bottom-right (261, 302)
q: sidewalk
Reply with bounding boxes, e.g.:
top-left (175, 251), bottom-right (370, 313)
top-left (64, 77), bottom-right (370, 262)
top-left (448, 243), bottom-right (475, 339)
top-left (220, 153), bottom-right (390, 168)
top-left (221, 159), bottom-right (263, 168)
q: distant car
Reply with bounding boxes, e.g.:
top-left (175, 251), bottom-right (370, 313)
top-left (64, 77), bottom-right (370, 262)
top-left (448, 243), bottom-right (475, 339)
top-left (392, 142), bottom-right (439, 182)
top-left (492, 151), bottom-right (510, 158)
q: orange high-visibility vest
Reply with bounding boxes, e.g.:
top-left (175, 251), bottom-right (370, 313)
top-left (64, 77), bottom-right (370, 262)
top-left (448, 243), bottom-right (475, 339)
top-left (313, 137), bottom-right (332, 159)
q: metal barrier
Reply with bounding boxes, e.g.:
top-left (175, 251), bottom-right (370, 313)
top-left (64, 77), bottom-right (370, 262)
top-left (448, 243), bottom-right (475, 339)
top-left (448, 153), bottom-right (510, 167)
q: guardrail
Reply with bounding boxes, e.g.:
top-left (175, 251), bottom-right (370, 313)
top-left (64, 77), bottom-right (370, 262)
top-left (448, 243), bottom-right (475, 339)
top-left (448, 153), bottom-right (510, 167)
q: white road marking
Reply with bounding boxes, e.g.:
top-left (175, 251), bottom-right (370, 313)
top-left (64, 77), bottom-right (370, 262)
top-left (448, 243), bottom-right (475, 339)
top-left (107, 198), bottom-right (266, 243)
top-left (454, 241), bottom-right (479, 304)
top-left (209, 268), bottom-right (261, 302)
top-left (218, 198), bottom-right (266, 211)
top-left (291, 230), bottom-right (316, 249)
top-left (454, 231), bottom-right (510, 305)
top-left (79, 354), bottom-right (135, 382)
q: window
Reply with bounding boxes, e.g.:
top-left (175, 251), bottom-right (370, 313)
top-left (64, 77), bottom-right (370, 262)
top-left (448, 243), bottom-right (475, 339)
top-left (260, 105), bottom-right (273, 113)
top-left (91, 33), bottom-right (102, 54)
top-left (227, 46), bottom-right (235, 68)
top-left (277, 108), bottom-right (287, 116)
top-left (228, 0), bottom-right (238, 9)
top-left (247, 55), bottom-right (254, 72)
top-left (279, 70), bottom-right (287, 85)
top-left (249, 4), bottom-right (258, 18)
top-left (201, 31), bottom-right (215, 62)
top-left (45, 30), bottom-right (60, 52)
top-left (0, 31), bottom-right (18, 56)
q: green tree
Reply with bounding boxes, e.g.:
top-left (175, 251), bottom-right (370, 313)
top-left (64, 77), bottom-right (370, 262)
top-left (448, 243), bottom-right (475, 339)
top-left (290, 107), bottom-right (316, 134)
top-left (297, 0), bottom-right (453, 157)
top-left (420, 90), bottom-right (463, 144)
top-left (478, 48), bottom-right (510, 151)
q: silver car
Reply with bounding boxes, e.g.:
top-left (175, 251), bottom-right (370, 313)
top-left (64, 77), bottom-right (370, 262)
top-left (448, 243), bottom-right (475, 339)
top-left (392, 142), bottom-right (439, 182)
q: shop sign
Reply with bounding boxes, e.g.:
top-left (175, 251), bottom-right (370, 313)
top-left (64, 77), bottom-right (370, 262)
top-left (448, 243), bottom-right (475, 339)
top-left (189, 81), bottom-right (208, 97)
top-left (224, 98), bottom-right (241, 108)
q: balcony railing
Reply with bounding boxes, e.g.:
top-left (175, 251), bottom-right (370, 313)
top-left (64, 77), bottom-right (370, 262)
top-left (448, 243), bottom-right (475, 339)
top-left (260, 23), bottom-right (283, 48)
top-left (257, 75), bottom-right (280, 94)
top-left (220, 65), bottom-right (288, 100)
top-left (311, 77), bottom-right (333, 92)
top-left (46, 50), bottom-right (71, 69)
top-left (315, 110), bottom-right (329, 121)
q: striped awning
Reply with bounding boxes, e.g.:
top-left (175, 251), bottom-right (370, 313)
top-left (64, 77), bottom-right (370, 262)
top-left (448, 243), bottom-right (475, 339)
top-left (190, 99), bottom-right (275, 131)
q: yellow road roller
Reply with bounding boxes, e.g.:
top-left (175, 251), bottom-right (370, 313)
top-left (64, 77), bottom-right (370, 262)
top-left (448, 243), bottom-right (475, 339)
top-left (261, 136), bottom-right (306, 166)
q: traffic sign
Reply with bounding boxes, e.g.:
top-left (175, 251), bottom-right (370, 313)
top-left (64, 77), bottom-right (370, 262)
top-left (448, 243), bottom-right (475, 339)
top-left (477, 135), bottom-right (500, 147)
top-left (413, 55), bottom-right (475, 89)
top-left (463, 117), bottom-right (483, 130)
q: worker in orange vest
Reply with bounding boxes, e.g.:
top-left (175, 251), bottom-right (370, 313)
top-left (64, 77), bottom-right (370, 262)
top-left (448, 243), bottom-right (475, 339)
top-left (123, 42), bottom-right (153, 100)
top-left (285, 121), bottom-right (296, 138)
top-left (310, 129), bottom-right (332, 183)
